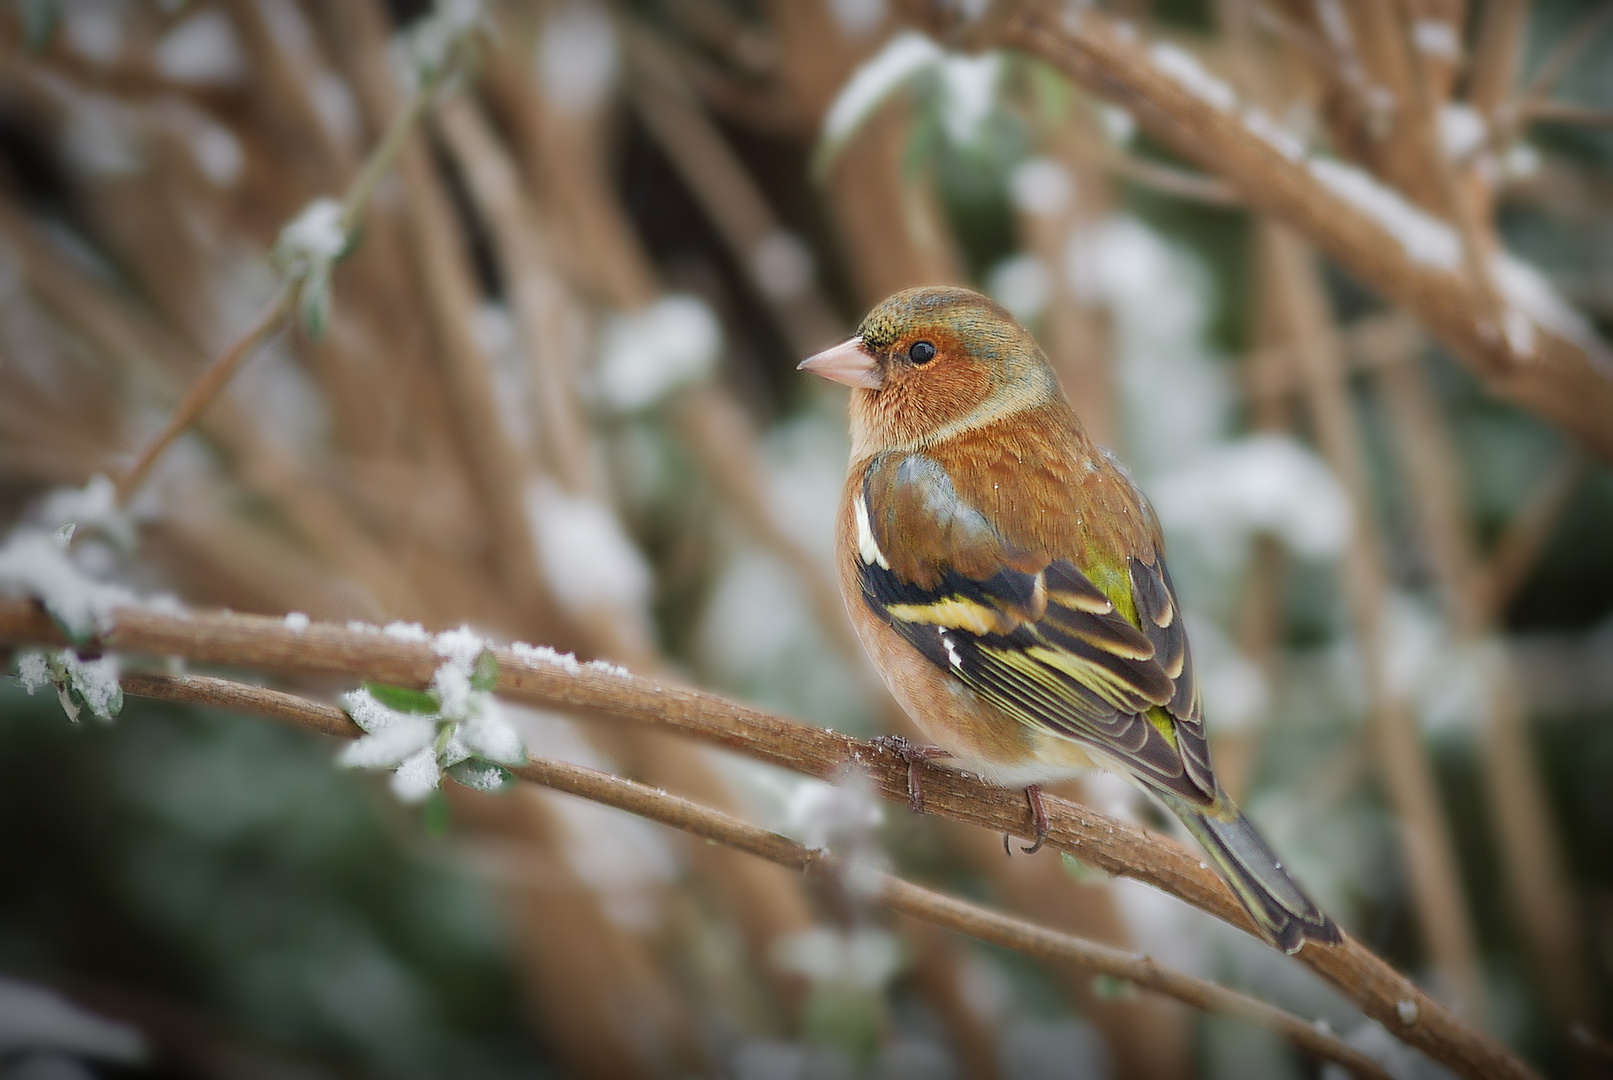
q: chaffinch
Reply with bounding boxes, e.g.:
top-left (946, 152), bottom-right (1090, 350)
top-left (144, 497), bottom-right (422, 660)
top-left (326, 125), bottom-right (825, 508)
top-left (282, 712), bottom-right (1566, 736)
top-left (801, 285), bottom-right (1338, 954)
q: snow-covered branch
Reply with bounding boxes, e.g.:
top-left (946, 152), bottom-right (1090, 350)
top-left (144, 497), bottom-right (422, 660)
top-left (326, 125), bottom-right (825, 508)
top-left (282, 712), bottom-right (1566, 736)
top-left (0, 599), bottom-right (1538, 1080)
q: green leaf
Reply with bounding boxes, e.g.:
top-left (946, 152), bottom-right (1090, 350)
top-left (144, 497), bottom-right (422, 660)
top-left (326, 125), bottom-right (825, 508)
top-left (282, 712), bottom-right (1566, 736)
top-left (446, 759), bottom-right (511, 793)
top-left (363, 682), bottom-right (440, 714)
top-left (469, 649), bottom-right (498, 692)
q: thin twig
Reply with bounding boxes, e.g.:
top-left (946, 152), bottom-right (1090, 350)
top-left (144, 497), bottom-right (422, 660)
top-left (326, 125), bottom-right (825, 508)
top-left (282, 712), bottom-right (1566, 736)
top-left (115, 669), bottom-right (1393, 1080)
top-left (0, 600), bottom-right (1540, 1080)
top-left (111, 286), bottom-right (293, 503)
top-left (112, 33), bottom-right (465, 507)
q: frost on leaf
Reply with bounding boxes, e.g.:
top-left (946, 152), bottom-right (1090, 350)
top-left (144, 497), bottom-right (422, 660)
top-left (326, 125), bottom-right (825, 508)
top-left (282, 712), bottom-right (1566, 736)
top-left (15, 649), bottom-right (123, 723)
top-left (338, 642), bottom-right (525, 805)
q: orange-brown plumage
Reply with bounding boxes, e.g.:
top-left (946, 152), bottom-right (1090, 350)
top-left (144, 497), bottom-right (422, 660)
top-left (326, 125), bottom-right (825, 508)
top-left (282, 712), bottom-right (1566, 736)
top-left (804, 285), bottom-right (1341, 954)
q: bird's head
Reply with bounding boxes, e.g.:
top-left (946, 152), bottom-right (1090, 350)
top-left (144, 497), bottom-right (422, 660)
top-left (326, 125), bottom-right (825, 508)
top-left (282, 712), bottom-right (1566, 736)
top-left (799, 286), bottom-right (1061, 458)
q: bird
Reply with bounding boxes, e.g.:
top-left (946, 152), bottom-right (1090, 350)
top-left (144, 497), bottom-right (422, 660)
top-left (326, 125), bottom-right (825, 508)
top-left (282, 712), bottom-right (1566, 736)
top-left (800, 285), bottom-right (1340, 954)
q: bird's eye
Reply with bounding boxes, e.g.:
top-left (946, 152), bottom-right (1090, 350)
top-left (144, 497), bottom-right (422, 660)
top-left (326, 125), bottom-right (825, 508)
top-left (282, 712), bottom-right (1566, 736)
top-left (909, 340), bottom-right (937, 365)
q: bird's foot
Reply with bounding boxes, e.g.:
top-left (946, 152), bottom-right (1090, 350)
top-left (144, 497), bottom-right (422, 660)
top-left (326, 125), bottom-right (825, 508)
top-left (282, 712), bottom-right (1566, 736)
top-left (1004, 784), bottom-right (1051, 856)
top-left (869, 735), bottom-right (948, 813)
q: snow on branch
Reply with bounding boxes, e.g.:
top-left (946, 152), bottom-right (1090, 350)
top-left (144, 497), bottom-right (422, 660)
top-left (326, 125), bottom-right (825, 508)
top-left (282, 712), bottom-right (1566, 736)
top-left (926, 0), bottom-right (1613, 464)
top-left (0, 599), bottom-right (1538, 1080)
top-left (112, 667), bottom-right (1389, 1080)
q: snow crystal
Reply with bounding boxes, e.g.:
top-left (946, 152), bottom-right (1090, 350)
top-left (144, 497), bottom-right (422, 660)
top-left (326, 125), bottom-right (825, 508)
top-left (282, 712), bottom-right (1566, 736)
top-left (986, 254), bottom-right (1053, 323)
top-left (1438, 103), bottom-right (1486, 161)
top-left (938, 53), bottom-right (1001, 145)
top-left (0, 976), bottom-right (146, 1062)
top-left (277, 198), bottom-right (347, 265)
top-left (15, 652), bottom-right (51, 693)
top-left (1008, 158), bottom-right (1074, 217)
top-left (1148, 42), bottom-right (1236, 112)
top-left (1148, 434), bottom-right (1352, 563)
top-left (347, 620), bottom-right (378, 634)
top-left (59, 650), bottom-right (122, 721)
top-left (772, 927), bottom-right (902, 989)
top-left (594, 294), bottom-right (721, 412)
top-left (821, 32), bottom-right (942, 146)
top-left (382, 621), bottom-right (430, 642)
top-left (525, 481), bottom-right (652, 614)
top-left (1306, 157), bottom-right (1460, 269)
top-left (586, 658), bottom-right (630, 677)
top-left (155, 9), bottom-right (246, 86)
top-left (0, 530), bottom-right (142, 638)
top-left (430, 624), bottom-right (486, 719)
top-left (1244, 108), bottom-right (1304, 160)
top-left (537, 5), bottom-right (618, 114)
top-left (458, 704), bottom-right (527, 765)
top-left (749, 232), bottom-right (814, 300)
top-left (1396, 999), bottom-right (1419, 1026)
top-left (338, 711), bottom-right (436, 768)
top-left (390, 745), bottom-right (442, 802)
top-left (826, 0), bottom-right (886, 37)
top-left (284, 611), bottom-right (310, 633)
top-left (1412, 20), bottom-right (1460, 60)
top-left (510, 640), bottom-right (582, 674)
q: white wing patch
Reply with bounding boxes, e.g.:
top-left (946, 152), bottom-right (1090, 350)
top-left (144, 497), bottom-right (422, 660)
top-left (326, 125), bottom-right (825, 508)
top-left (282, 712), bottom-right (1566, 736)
top-left (854, 492), bottom-right (890, 569)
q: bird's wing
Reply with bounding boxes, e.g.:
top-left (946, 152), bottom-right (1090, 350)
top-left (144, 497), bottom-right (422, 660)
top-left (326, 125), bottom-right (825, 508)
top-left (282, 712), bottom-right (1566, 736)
top-left (857, 451), bottom-right (1216, 804)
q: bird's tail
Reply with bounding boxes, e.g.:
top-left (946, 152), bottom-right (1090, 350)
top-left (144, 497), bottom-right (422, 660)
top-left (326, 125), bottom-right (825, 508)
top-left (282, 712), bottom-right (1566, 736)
top-left (1161, 793), bottom-right (1341, 954)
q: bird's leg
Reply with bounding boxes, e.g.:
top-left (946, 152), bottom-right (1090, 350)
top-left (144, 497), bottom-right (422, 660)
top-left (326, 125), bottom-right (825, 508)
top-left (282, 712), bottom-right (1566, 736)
top-left (869, 735), bottom-right (948, 813)
top-left (1008, 784), bottom-right (1051, 856)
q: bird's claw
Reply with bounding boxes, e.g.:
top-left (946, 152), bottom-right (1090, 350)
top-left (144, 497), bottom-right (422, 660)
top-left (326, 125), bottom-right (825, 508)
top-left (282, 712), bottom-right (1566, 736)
top-left (869, 735), bottom-right (947, 814)
top-left (1005, 784), bottom-right (1051, 856)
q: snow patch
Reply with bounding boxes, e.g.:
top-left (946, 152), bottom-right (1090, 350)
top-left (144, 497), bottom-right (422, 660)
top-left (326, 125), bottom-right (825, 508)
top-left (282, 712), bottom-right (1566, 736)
top-left (772, 927), bottom-right (902, 989)
top-left (594, 294), bottom-right (721, 412)
top-left (1149, 434), bottom-right (1352, 562)
top-left (1438, 103), bottom-right (1486, 161)
top-left (537, 5), bottom-right (618, 114)
top-left (986, 254), bottom-right (1053, 323)
top-left (1008, 158), bottom-right (1074, 217)
top-left (938, 53), bottom-right (1001, 144)
top-left (1306, 157), bottom-right (1460, 269)
top-left (1412, 20), bottom-right (1460, 60)
top-left (1148, 42), bottom-right (1236, 112)
top-left (0, 530), bottom-right (142, 638)
top-left (155, 9), bottom-right (246, 86)
top-left (821, 32), bottom-right (942, 146)
top-left (526, 481), bottom-right (652, 614)
top-left (284, 611), bottom-right (310, 633)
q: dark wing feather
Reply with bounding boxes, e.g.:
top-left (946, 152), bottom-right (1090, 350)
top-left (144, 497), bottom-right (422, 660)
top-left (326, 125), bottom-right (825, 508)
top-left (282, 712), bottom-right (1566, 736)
top-left (859, 452), bottom-right (1217, 804)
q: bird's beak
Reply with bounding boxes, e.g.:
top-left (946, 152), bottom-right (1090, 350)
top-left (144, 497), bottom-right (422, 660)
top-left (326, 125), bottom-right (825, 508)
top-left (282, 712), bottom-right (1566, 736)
top-left (798, 336), bottom-right (883, 389)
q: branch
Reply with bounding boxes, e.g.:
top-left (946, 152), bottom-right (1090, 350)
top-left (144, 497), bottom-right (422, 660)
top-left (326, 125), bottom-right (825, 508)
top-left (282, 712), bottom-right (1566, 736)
top-left (115, 669), bottom-right (1391, 1080)
top-left (924, 1), bottom-right (1613, 463)
top-left (0, 601), bottom-right (1538, 1080)
top-left (112, 22), bottom-right (468, 506)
